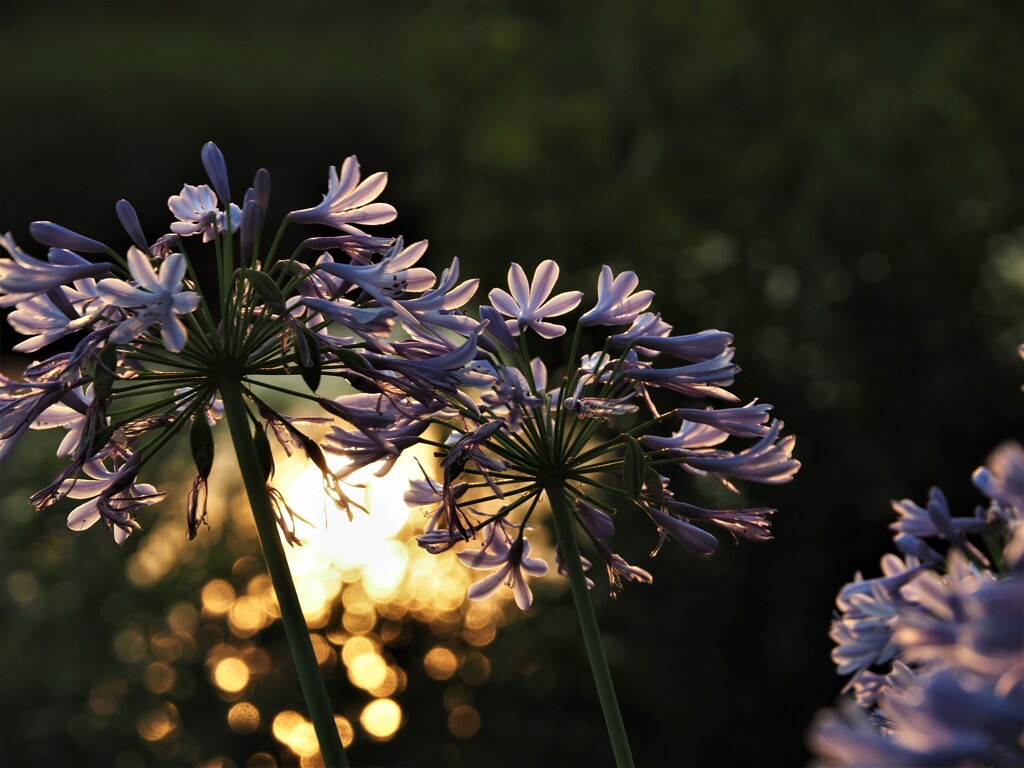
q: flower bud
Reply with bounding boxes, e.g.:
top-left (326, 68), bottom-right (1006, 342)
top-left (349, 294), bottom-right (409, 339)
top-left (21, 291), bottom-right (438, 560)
top-left (115, 200), bottom-right (148, 249)
top-left (189, 411), bottom-right (215, 478)
top-left (622, 434), bottom-right (645, 500)
top-left (29, 221), bottom-right (109, 253)
top-left (252, 423), bottom-right (274, 480)
top-left (201, 141), bottom-right (231, 203)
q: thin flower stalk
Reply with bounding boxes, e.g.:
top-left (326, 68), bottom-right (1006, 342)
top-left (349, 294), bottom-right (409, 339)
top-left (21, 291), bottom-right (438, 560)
top-left (219, 379), bottom-right (348, 768)
top-left (546, 478), bottom-right (635, 768)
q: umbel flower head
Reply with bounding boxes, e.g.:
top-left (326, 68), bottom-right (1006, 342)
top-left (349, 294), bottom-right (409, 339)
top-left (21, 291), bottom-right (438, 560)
top-left (402, 260), bottom-right (800, 609)
top-left (0, 142), bottom-right (486, 543)
top-left (809, 436), bottom-right (1024, 767)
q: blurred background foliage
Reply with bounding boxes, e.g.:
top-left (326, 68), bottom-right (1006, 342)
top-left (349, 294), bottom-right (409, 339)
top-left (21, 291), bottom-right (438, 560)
top-left (2, 1), bottom-right (1024, 766)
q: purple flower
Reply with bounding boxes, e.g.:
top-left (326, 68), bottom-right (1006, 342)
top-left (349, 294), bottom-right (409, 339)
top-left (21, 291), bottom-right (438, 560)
top-left (6, 279), bottom-right (103, 353)
top-left (575, 499), bottom-right (616, 541)
top-left (632, 330), bottom-right (734, 362)
top-left (0, 234), bottom-right (112, 303)
top-left (168, 184), bottom-right (241, 242)
top-left (890, 487), bottom-right (987, 540)
top-left (458, 532), bottom-right (549, 610)
top-left (63, 453), bottom-right (164, 544)
top-left (0, 376), bottom-right (67, 460)
top-left (479, 305), bottom-right (518, 350)
top-left (623, 349), bottom-right (741, 401)
top-left (812, 405), bottom-right (1024, 767)
top-left (591, 540), bottom-right (653, 596)
top-left (608, 312), bottom-right (673, 354)
top-left (579, 265), bottom-right (654, 327)
top-left (96, 248), bottom-right (199, 352)
top-left (645, 505), bottom-right (719, 558)
top-left (973, 441), bottom-right (1024, 514)
top-left (674, 420), bottom-right (800, 486)
top-left (287, 155), bottom-right (396, 230)
top-left (396, 257), bottom-right (480, 330)
top-left (31, 384), bottom-right (96, 457)
top-left (488, 260), bottom-right (583, 339)
top-left (672, 401), bottom-right (773, 438)
top-left (830, 580), bottom-right (902, 680)
top-left (313, 238), bottom-right (436, 323)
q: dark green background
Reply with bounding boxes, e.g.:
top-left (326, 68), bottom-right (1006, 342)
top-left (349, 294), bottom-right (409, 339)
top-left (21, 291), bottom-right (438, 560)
top-left (2, 1), bottom-right (1023, 766)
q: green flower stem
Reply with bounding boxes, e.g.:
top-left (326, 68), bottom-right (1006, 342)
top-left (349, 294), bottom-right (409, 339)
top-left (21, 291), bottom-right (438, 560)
top-left (218, 376), bottom-right (349, 768)
top-left (544, 478), bottom-right (635, 768)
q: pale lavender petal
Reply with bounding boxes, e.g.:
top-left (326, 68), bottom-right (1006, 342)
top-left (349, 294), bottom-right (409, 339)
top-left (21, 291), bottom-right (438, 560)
top-left (441, 278), bottom-right (480, 309)
top-left (332, 202), bottom-right (397, 226)
top-left (159, 253), bottom-right (187, 291)
top-left (344, 171), bottom-right (389, 209)
top-left (529, 260), bottom-right (560, 309)
top-left (507, 263), bottom-right (531, 309)
top-left (108, 315), bottom-right (151, 343)
top-left (113, 524), bottom-right (131, 545)
top-left (512, 574), bottom-right (534, 610)
top-left (535, 290), bottom-right (584, 318)
top-left (67, 499), bottom-right (100, 530)
top-left (96, 279), bottom-right (152, 306)
top-left (467, 566), bottom-right (509, 601)
top-left (127, 247), bottom-right (160, 292)
top-left (161, 315), bottom-right (188, 353)
top-left (648, 506), bottom-right (718, 558)
top-left (529, 320), bottom-right (568, 339)
top-left (172, 291), bottom-right (200, 313)
top-left (488, 288), bottom-right (520, 318)
top-left (335, 157), bottom-right (360, 199)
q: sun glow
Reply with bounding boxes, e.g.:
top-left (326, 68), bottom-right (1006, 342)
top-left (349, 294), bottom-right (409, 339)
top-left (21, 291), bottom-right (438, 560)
top-left (279, 446), bottom-right (421, 611)
top-left (187, 424), bottom-right (529, 757)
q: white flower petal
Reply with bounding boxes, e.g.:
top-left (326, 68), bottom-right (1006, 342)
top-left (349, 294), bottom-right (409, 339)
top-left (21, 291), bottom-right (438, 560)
top-left (67, 500), bottom-right (100, 531)
top-left (529, 260), bottom-right (560, 310)
top-left (127, 247), bottom-right (160, 292)
top-left (488, 288), bottom-right (520, 318)
top-left (160, 253), bottom-right (187, 291)
top-left (535, 290), bottom-right (584, 318)
top-left (344, 171), bottom-right (389, 209)
top-left (512, 574), bottom-right (534, 610)
top-left (161, 315), bottom-right (188, 353)
top-left (507, 263), bottom-right (530, 309)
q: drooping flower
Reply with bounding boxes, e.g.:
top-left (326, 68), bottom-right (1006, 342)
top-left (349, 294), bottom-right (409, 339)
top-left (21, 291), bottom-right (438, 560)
top-left (458, 528), bottom-right (550, 610)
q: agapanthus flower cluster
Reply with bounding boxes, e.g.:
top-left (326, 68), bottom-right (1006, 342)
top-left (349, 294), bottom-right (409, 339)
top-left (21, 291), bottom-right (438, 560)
top-left (400, 259), bottom-right (801, 609)
top-left (810, 440), bottom-right (1024, 767)
top-left (0, 143), bottom-right (486, 544)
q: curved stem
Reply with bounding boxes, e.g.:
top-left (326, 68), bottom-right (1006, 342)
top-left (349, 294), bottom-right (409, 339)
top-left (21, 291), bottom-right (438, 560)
top-left (218, 376), bottom-right (349, 768)
top-left (544, 478), bottom-right (635, 768)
